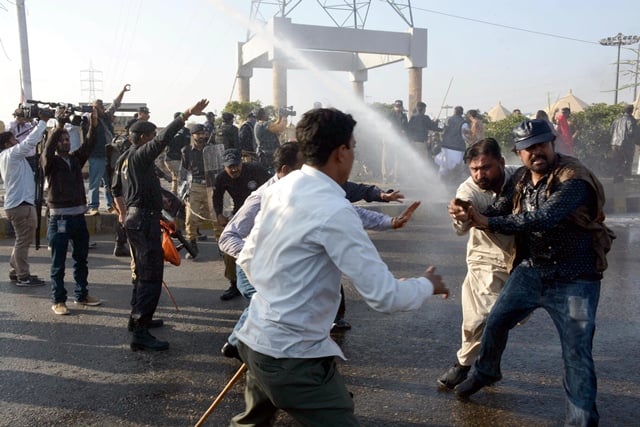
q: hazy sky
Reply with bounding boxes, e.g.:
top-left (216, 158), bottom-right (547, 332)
top-left (0, 0), bottom-right (639, 126)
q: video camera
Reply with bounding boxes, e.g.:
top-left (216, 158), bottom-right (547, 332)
top-left (19, 99), bottom-right (92, 120)
top-left (278, 106), bottom-right (296, 117)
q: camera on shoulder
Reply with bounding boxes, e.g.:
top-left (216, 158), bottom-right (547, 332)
top-left (278, 106), bottom-right (296, 117)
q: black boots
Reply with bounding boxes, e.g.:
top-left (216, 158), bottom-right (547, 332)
top-left (130, 323), bottom-right (169, 351)
top-left (186, 240), bottom-right (198, 259)
top-left (114, 244), bottom-right (129, 257)
top-left (127, 316), bottom-right (164, 332)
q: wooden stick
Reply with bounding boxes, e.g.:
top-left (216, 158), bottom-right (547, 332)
top-left (194, 363), bottom-right (247, 427)
top-left (162, 280), bottom-right (180, 311)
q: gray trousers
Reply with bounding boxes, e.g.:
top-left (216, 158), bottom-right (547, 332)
top-left (6, 204), bottom-right (36, 279)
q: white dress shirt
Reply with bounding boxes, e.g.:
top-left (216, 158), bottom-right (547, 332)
top-left (0, 121), bottom-right (47, 209)
top-left (219, 176), bottom-right (393, 258)
top-left (236, 165), bottom-right (433, 360)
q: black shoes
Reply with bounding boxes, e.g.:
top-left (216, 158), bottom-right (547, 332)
top-left (221, 341), bottom-right (242, 361)
top-left (186, 240), bottom-right (199, 260)
top-left (437, 363), bottom-right (471, 389)
top-left (455, 376), bottom-right (489, 399)
top-left (14, 275), bottom-right (46, 287)
top-left (331, 318), bottom-right (352, 332)
top-left (127, 317), bottom-right (164, 332)
top-left (130, 327), bottom-right (169, 351)
top-left (113, 245), bottom-right (129, 257)
top-left (220, 284), bottom-right (241, 301)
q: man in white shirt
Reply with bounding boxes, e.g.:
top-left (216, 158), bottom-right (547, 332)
top-left (0, 109), bottom-right (51, 286)
top-left (231, 108), bottom-right (449, 426)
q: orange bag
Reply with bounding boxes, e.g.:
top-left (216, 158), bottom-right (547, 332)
top-left (160, 220), bottom-right (181, 266)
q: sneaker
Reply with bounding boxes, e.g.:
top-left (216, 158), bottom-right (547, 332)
top-left (220, 285), bottom-right (241, 301)
top-left (86, 208), bottom-right (99, 216)
top-left (437, 363), bottom-right (471, 389)
top-left (16, 275), bottom-right (46, 287)
top-left (74, 295), bottom-right (102, 306)
top-left (331, 318), bottom-right (352, 332)
top-left (52, 302), bottom-right (70, 315)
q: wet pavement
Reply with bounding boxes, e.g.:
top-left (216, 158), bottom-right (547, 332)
top-left (0, 206), bottom-right (638, 426)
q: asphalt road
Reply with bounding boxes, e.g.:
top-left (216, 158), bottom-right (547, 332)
top-left (0, 207), bottom-right (639, 426)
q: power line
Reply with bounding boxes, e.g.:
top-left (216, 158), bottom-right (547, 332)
top-left (412, 6), bottom-right (599, 45)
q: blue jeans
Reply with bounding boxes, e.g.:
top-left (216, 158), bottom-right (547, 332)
top-left (87, 157), bottom-right (113, 209)
top-left (472, 264), bottom-right (600, 427)
top-left (228, 265), bottom-right (256, 346)
top-left (47, 214), bottom-right (90, 303)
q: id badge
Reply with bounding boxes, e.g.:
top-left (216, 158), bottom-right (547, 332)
top-left (57, 219), bottom-right (67, 233)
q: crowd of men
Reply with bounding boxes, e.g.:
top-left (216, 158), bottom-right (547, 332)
top-left (0, 92), bottom-right (629, 426)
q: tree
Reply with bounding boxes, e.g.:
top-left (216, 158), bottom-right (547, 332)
top-left (619, 46), bottom-right (639, 97)
top-left (485, 114), bottom-right (526, 161)
top-left (571, 103), bottom-right (625, 175)
top-left (223, 100), bottom-right (263, 121)
top-left (485, 104), bottom-right (627, 176)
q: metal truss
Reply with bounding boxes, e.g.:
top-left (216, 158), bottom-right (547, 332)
top-left (250, 0), bottom-right (413, 30)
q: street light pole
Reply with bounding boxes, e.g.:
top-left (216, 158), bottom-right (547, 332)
top-left (599, 33), bottom-right (640, 104)
top-left (634, 43), bottom-right (640, 101)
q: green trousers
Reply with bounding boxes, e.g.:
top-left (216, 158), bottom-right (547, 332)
top-left (231, 341), bottom-right (359, 427)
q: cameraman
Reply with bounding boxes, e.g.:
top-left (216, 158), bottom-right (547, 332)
top-left (87, 84), bottom-right (130, 215)
top-left (43, 108), bottom-right (102, 315)
top-left (0, 109), bottom-right (50, 286)
top-left (254, 108), bottom-right (287, 174)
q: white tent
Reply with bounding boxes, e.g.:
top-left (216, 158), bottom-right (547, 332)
top-left (546, 90), bottom-right (589, 114)
top-left (487, 101), bottom-right (511, 121)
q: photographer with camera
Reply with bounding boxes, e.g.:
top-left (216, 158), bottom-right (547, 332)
top-left (254, 107), bottom-right (287, 174)
top-left (0, 109), bottom-right (50, 286)
top-left (43, 108), bottom-right (103, 315)
top-left (87, 84), bottom-right (130, 216)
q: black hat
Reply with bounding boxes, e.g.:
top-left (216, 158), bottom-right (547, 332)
top-left (129, 120), bottom-right (157, 134)
top-left (393, 100), bottom-right (403, 107)
top-left (222, 112), bottom-right (234, 122)
top-left (206, 111), bottom-right (216, 118)
top-left (190, 123), bottom-right (206, 134)
top-left (247, 112), bottom-right (255, 119)
top-left (512, 119), bottom-right (555, 151)
top-left (138, 106), bottom-right (150, 114)
top-left (124, 118), bottom-right (138, 131)
top-left (223, 148), bottom-right (242, 167)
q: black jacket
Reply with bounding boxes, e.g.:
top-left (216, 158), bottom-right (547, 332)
top-left (43, 123), bottom-right (99, 209)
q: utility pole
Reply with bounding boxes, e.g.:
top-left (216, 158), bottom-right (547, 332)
top-left (634, 44), bottom-right (640, 101)
top-left (599, 33), bottom-right (640, 104)
top-left (16, 0), bottom-right (32, 100)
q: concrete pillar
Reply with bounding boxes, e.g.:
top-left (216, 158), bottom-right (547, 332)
top-left (408, 67), bottom-right (422, 113)
top-left (349, 69), bottom-right (367, 101)
top-left (238, 76), bottom-right (250, 102)
top-left (352, 81), bottom-right (364, 99)
top-left (273, 59), bottom-right (287, 109)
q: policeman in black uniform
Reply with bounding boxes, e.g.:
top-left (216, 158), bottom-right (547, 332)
top-left (114, 99), bottom-right (209, 351)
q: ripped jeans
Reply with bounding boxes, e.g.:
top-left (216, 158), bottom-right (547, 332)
top-left (471, 264), bottom-right (600, 427)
